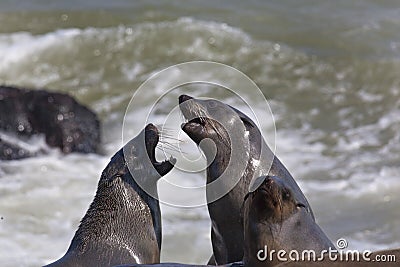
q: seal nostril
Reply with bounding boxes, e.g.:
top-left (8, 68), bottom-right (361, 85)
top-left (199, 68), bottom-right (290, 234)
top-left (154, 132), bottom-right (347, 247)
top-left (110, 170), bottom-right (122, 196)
top-left (145, 124), bottom-right (159, 137)
top-left (179, 94), bottom-right (193, 104)
top-left (145, 123), bottom-right (157, 131)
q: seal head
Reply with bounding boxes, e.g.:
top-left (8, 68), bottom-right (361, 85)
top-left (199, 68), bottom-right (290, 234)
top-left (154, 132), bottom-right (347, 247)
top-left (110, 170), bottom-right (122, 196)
top-left (243, 176), bottom-right (333, 267)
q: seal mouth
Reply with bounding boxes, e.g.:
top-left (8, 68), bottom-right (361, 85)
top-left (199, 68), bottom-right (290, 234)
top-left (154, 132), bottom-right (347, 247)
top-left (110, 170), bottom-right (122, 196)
top-left (186, 117), bottom-right (205, 127)
top-left (179, 94), bottom-right (207, 141)
top-left (178, 95), bottom-right (232, 150)
top-left (179, 94), bottom-right (193, 104)
top-left (180, 117), bottom-right (206, 135)
top-left (145, 123), bottom-right (176, 176)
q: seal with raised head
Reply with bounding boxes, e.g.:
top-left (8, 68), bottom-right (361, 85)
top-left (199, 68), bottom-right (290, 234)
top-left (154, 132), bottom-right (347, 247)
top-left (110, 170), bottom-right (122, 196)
top-left (44, 124), bottom-right (175, 267)
top-left (178, 95), bottom-right (315, 265)
top-left (243, 175), bottom-right (333, 267)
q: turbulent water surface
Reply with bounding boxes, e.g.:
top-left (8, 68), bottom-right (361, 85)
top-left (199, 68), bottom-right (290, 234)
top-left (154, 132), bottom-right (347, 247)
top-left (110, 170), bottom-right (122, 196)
top-left (0, 1), bottom-right (399, 266)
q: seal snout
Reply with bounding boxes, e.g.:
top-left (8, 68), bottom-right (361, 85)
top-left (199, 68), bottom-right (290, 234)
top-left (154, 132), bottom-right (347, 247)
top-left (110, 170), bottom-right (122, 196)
top-left (251, 176), bottom-right (284, 208)
top-left (145, 123), bottom-right (159, 132)
top-left (178, 94), bottom-right (196, 121)
top-left (265, 177), bottom-right (275, 186)
top-left (145, 123), bottom-right (160, 161)
top-left (144, 123), bottom-right (176, 176)
top-left (250, 175), bottom-right (278, 193)
top-left (258, 179), bottom-right (276, 197)
top-left (145, 123), bottom-right (159, 139)
top-left (260, 177), bottom-right (286, 199)
top-left (179, 94), bottom-right (193, 104)
top-left (178, 95), bottom-right (207, 142)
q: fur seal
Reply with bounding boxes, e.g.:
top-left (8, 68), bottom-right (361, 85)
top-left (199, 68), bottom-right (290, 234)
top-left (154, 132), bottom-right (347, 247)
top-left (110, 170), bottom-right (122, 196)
top-left (178, 95), bottom-right (314, 264)
top-left (44, 124), bottom-right (175, 267)
top-left (243, 175), bottom-right (333, 267)
top-left (0, 85), bottom-right (100, 160)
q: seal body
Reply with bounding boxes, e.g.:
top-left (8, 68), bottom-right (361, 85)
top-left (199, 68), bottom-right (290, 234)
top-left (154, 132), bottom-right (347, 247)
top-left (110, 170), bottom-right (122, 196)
top-left (44, 124), bottom-right (175, 267)
top-left (179, 95), bottom-right (314, 264)
top-left (243, 176), bottom-right (333, 267)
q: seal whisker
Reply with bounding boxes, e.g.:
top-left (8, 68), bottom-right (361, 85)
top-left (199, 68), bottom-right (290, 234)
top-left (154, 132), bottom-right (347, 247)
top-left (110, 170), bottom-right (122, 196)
top-left (157, 143), bottom-right (187, 155)
top-left (158, 141), bottom-right (184, 147)
top-left (160, 135), bottom-right (184, 142)
top-left (160, 146), bottom-right (184, 154)
top-left (155, 125), bottom-right (175, 131)
top-left (158, 140), bottom-right (182, 147)
top-left (181, 111), bottom-right (188, 123)
top-left (158, 128), bottom-right (178, 135)
top-left (157, 141), bottom-right (178, 148)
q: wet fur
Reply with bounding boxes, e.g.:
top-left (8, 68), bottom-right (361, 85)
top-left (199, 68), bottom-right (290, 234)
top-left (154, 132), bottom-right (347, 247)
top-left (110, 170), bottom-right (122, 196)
top-left (243, 176), bottom-right (333, 267)
top-left (45, 126), bottom-right (173, 267)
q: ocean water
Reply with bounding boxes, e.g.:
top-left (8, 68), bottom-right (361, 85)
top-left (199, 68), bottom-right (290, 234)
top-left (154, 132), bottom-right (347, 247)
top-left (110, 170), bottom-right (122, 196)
top-left (0, 1), bottom-right (399, 266)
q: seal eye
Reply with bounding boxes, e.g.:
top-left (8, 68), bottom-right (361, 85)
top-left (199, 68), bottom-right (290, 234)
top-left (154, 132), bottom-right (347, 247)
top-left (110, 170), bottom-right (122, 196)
top-left (296, 203), bottom-right (307, 209)
top-left (282, 190), bottom-right (290, 200)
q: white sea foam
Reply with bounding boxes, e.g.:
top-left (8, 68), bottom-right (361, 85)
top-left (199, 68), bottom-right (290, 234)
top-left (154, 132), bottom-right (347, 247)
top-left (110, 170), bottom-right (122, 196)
top-left (0, 28), bottom-right (81, 72)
